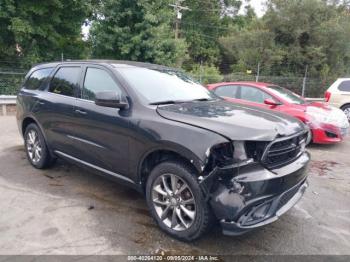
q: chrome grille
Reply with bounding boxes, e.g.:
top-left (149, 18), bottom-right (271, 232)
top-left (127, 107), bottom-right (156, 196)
top-left (262, 131), bottom-right (308, 169)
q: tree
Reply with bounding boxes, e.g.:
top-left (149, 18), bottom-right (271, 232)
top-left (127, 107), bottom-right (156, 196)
top-left (219, 0), bottom-right (350, 80)
top-left (0, 0), bottom-right (94, 68)
top-left (90, 0), bottom-right (186, 66)
top-left (180, 0), bottom-right (242, 68)
top-left (264, 0), bottom-right (350, 78)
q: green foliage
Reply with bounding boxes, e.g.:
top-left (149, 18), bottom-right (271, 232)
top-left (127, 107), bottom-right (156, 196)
top-left (181, 0), bottom-right (244, 66)
top-left (90, 0), bottom-right (187, 66)
top-left (0, 73), bottom-right (25, 95)
top-left (188, 64), bottom-right (223, 84)
top-left (1, 0), bottom-right (350, 98)
top-left (219, 0), bottom-right (350, 82)
top-left (0, 0), bottom-right (94, 68)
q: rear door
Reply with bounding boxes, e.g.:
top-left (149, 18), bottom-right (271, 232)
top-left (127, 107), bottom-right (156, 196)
top-left (71, 65), bottom-right (130, 178)
top-left (36, 65), bottom-right (82, 156)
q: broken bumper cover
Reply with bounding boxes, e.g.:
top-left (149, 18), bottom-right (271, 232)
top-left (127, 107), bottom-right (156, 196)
top-left (205, 151), bottom-right (310, 236)
top-left (220, 179), bottom-right (308, 236)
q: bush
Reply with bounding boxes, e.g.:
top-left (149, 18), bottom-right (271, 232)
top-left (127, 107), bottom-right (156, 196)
top-left (188, 64), bottom-right (223, 84)
top-left (0, 73), bottom-right (25, 95)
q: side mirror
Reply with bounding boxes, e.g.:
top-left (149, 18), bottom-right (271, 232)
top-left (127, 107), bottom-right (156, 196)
top-left (264, 98), bottom-right (281, 106)
top-left (95, 91), bottom-right (128, 109)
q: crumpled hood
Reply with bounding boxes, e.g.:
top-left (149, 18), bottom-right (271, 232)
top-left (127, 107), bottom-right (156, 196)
top-left (157, 100), bottom-right (306, 141)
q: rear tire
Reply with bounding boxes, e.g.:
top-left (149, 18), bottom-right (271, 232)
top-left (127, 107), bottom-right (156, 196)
top-left (341, 104), bottom-right (350, 122)
top-left (146, 160), bottom-right (213, 241)
top-left (24, 123), bottom-right (54, 169)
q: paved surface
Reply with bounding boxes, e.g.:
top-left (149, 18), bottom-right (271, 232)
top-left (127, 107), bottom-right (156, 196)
top-left (0, 116), bottom-right (349, 255)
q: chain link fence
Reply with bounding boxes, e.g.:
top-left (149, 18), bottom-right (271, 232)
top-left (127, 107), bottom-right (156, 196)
top-left (225, 73), bottom-right (329, 98)
top-left (189, 72), bottom-right (329, 98)
top-left (0, 70), bottom-right (26, 95)
top-left (0, 65), bottom-right (329, 98)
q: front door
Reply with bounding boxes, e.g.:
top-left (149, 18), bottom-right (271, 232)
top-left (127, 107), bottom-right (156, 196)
top-left (69, 66), bottom-right (130, 178)
top-left (238, 85), bottom-right (278, 110)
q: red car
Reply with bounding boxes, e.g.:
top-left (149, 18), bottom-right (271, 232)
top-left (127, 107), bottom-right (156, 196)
top-left (208, 82), bottom-right (349, 144)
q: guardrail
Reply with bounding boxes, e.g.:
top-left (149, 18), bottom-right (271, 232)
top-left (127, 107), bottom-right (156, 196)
top-left (0, 95), bottom-right (17, 116)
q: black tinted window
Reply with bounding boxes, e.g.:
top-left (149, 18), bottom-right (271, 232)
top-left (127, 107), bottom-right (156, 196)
top-left (338, 80), bottom-right (350, 92)
top-left (240, 86), bottom-right (273, 103)
top-left (214, 85), bottom-right (239, 98)
top-left (83, 68), bottom-right (121, 100)
top-left (24, 68), bottom-right (53, 90)
top-left (49, 67), bottom-right (80, 97)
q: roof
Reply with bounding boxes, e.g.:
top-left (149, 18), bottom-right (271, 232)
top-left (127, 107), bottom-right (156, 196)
top-left (32, 60), bottom-right (175, 71)
top-left (207, 81), bottom-right (275, 88)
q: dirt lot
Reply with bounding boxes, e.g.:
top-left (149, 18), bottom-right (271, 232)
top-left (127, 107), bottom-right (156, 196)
top-left (0, 115), bottom-right (349, 255)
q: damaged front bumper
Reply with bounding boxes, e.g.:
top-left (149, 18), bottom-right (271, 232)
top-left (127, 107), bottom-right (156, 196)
top-left (200, 151), bottom-right (310, 236)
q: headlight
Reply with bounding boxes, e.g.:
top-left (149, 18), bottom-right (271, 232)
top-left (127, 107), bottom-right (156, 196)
top-left (306, 106), bottom-right (349, 128)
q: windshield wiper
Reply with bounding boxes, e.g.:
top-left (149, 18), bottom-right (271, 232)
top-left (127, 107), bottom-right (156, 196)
top-left (149, 100), bottom-right (187, 105)
top-left (192, 98), bottom-right (214, 102)
top-left (150, 98), bottom-right (217, 105)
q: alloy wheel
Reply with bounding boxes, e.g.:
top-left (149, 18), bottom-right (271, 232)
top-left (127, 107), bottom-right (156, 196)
top-left (151, 173), bottom-right (196, 231)
top-left (26, 129), bottom-right (42, 164)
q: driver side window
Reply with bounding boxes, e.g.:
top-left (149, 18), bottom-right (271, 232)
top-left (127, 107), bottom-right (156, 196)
top-left (240, 86), bottom-right (273, 103)
top-left (83, 67), bottom-right (121, 101)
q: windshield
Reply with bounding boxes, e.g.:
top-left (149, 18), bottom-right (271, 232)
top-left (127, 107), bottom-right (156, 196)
top-left (266, 85), bottom-right (306, 104)
top-left (116, 67), bottom-right (217, 104)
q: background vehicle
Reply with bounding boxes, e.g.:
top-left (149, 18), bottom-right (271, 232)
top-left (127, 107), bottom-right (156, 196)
top-left (17, 61), bottom-right (309, 241)
top-left (208, 82), bottom-right (349, 144)
top-left (325, 78), bottom-right (350, 121)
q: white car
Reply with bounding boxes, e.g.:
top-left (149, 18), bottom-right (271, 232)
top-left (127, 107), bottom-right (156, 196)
top-left (325, 78), bottom-right (350, 121)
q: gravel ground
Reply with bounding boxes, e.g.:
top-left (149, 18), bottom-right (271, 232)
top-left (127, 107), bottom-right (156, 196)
top-left (0, 116), bottom-right (349, 255)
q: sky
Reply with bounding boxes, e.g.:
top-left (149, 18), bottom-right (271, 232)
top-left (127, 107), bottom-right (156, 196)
top-left (245, 0), bottom-right (266, 17)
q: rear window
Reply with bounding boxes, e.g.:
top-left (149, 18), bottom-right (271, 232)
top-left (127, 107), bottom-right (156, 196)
top-left (338, 80), bottom-right (350, 92)
top-left (24, 68), bottom-right (53, 90)
top-left (49, 67), bottom-right (81, 97)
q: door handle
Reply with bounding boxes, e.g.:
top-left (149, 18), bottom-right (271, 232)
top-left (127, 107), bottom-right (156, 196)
top-left (37, 99), bottom-right (45, 105)
top-left (75, 109), bottom-right (87, 115)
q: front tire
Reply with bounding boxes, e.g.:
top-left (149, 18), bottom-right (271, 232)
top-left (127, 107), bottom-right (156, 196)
top-left (24, 123), bottom-right (54, 169)
top-left (146, 161), bottom-right (213, 241)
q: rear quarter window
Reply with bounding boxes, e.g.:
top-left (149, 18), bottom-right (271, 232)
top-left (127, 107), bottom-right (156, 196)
top-left (338, 80), bottom-right (350, 92)
top-left (24, 68), bottom-right (53, 90)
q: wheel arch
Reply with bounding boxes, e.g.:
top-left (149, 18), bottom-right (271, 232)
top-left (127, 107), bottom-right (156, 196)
top-left (21, 115), bottom-right (52, 153)
top-left (22, 116), bottom-right (38, 136)
top-left (340, 103), bottom-right (350, 110)
top-left (137, 143), bottom-right (205, 191)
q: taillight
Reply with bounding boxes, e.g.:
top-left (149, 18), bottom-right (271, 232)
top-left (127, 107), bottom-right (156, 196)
top-left (325, 91), bottom-right (331, 102)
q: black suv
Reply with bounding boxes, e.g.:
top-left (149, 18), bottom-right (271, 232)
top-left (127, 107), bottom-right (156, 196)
top-left (17, 60), bottom-right (310, 241)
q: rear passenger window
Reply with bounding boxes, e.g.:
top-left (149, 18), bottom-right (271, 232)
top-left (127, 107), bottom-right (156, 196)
top-left (83, 67), bottom-right (121, 101)
top-left (24, 68), bottom-right (53, 90)
top-left (49, 67), bottom-right (81, 97)
top-left (214, 85), bottom-right (239, 98)
top-left (338, 81), bottom-right (350, 92)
